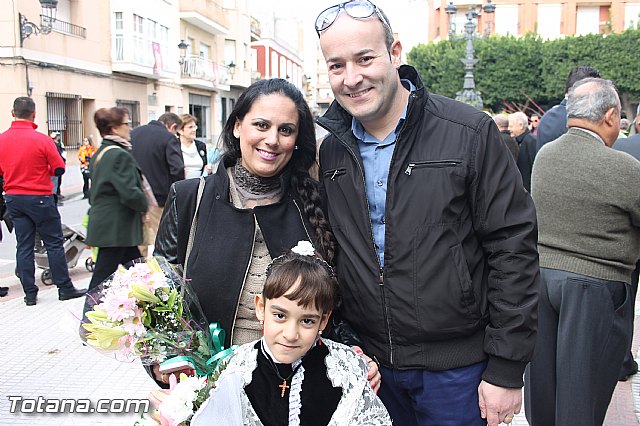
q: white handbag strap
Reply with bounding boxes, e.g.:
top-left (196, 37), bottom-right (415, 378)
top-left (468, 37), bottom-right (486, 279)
top-left (93, 145), bottom-right (119, 168)
top-left (183, 176), bottom-right (206, 285)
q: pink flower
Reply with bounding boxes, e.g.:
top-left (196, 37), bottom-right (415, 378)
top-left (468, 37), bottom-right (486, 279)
top-left (118, 335), bottom-right (137, 356)
top-left (122, 313), bottom-right (146, 337)
top-left (101, 285), bottom-right (139, 322)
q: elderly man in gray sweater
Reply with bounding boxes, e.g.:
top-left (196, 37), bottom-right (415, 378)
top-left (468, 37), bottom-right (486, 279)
top-left (525, 78), bottom-right (640, 426)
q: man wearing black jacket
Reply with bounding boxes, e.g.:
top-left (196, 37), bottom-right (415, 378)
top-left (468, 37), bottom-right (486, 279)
top-left (315, 2), bottom-right (539, 425)
top-left (131, 113), bottom-right (185, 206)
top-left (131, 113), bottom-right (184, 254)
top-left (509, 111), bottom-right (537, 192)
top-left (493, 113), bottom-right (519, 161)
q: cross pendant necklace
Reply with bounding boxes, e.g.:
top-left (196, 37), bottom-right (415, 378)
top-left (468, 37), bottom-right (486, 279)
top-left (273, 362), bottom-right (303, 398)
top-left (278, 380), bottom-right (289, 397)
top-left (260, 340), bottom-right (304, 398)
top-left (267, 360), bottom-right (303, 398)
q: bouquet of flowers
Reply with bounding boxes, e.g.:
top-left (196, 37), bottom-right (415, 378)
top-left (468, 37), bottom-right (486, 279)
top-left (135, 364), bottom-right (228, 426)
top-left (81, 257), bottom-right (229, 376)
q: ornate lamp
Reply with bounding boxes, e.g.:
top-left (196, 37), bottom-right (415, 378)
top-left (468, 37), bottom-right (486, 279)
top-left (19, 0), bottom-right (59, 46)
top-left (178, 40), bottom-right (189, 65)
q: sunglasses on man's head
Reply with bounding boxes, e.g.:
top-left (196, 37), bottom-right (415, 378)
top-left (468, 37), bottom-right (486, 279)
top-left (315, 0), bottom-right (392, 36)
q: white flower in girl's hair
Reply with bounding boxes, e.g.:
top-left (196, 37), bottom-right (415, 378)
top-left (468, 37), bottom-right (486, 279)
top-left (291, 241), bottom-right (315, 257)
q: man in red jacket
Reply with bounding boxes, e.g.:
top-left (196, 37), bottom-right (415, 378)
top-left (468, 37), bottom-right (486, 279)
top-left (0, 97), bottom-right (86, 305)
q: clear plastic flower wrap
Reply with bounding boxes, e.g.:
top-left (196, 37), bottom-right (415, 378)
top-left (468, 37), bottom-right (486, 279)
top-left (80, 256), bottom-right (222, 375)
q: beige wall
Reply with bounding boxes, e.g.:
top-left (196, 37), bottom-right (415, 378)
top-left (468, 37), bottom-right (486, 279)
top-left (0, 65), bottom-right (184, 142)
top-left (5, 0), bottom-right (111, 68)
top-left (180, 23), bottom-right (220, 57)
top-left (0, 0), bottom-right (261, 149)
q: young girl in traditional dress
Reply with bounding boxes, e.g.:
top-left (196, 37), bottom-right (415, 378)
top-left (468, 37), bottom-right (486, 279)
top-left (192, 241), bottom-right (391, 426)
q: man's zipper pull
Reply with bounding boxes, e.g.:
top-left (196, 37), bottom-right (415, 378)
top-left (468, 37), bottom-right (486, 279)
top-left (405, 164), bottom-right (414, 176)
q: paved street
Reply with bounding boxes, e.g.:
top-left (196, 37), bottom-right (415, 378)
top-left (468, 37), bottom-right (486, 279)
top-left (0, 152), bottom-right (639, 425)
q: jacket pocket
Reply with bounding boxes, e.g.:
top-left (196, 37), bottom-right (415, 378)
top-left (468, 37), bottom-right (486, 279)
top-left (404, 160), bottom-right (462, 176)
top-left (323, 167), bottom-right (347, 181)
top-left (410, 230), bottom-right (483, 341)
top-left (449, 243), bottom-right (477, 316)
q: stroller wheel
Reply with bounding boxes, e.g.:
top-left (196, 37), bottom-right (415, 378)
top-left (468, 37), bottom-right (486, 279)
top-left (85, 257), bottom-right (95, 272)
top-left (41, 269), bottom-right (54, 286)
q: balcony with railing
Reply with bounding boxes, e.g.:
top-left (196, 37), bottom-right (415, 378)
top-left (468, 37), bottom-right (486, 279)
top-left (44, 16), bottom-right (86, 38)
top-left (180, 55), bottom-right (231, 90)
top-left (112, 34), bottom-right (174, 78)
top-left (179, 0), bottom-right (229, 35)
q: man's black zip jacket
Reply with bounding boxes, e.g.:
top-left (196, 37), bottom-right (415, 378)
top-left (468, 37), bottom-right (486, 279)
top-left (317, 65), bottom-right (539, 388)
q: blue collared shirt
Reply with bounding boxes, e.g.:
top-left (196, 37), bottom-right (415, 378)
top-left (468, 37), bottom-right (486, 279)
top-left (351, 79), bottom-right (415, 267)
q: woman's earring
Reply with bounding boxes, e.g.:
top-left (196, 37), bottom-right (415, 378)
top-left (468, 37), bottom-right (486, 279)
top-left (294, 145), bottom-right (299, 150)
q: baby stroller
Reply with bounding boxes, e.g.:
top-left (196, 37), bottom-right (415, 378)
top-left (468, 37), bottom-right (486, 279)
top-left (34, 224), bottom-right (95, 285)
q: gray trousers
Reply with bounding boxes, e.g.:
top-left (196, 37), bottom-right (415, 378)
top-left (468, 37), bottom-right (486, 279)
top-left (524, 268), bottom-right (631, 426)
top-left (620, 261), bottom-right (640, 377)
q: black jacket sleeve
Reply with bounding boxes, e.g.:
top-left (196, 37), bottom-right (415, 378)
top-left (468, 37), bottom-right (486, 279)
top-left (326, 308), bottom-right (363, 347)
top-left (471, 117), bottom-right (539, 388)
top-left (166, 136), bottom-right (185, 184)
top-left (154, 178), bottom-right (201, 265)
top-left (195, 140), bottom-right (208, 175)
top-left (154, 184), bottom-right (180, 264)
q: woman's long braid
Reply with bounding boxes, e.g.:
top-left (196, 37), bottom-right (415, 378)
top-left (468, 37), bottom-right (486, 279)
top-left (290, 170), bottom-right (335, 265)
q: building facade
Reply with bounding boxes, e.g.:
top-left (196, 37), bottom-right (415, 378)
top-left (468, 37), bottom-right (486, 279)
top-left (0, 0), bottom-right (258, 150)
top-left (248, 0), bottom-right (305, 91)
top-left (429, 0), bottom-right (640, 42)
top-left (251, 40), bottom-right (304, 89)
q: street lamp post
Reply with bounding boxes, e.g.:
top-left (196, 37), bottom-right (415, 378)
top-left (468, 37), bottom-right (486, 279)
top-left (227, 61), bottom-right (236, 83)
top-left (458, 7), bottom-right (483, 110)
top-left (177, 40), bottom-right (189, 65)
top-left (445, 1), bottom-right (495, 110)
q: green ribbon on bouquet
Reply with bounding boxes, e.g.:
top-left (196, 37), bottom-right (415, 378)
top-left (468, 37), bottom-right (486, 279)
top-left (205, 322), bottom-right (237, 371)
top-left (159, 322), bottom-right (236, 376)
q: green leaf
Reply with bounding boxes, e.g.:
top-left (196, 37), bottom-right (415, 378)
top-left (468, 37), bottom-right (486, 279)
top-left (142, 310), bottom-right (151, 327)
top-left (167, 289), bottom-right (178, 308)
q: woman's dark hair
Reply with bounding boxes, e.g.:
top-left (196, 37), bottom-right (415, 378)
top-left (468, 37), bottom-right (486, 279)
top-left (94, 107), bottom-right (129, 137)
top-left (263, 252), bottom-right (337, 313)
top-left (220, 78), bottom-right (335, 263)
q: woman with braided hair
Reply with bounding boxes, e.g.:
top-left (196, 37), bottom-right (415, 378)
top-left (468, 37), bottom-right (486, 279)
top-left (153, 79), bottom-right (380, 391)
